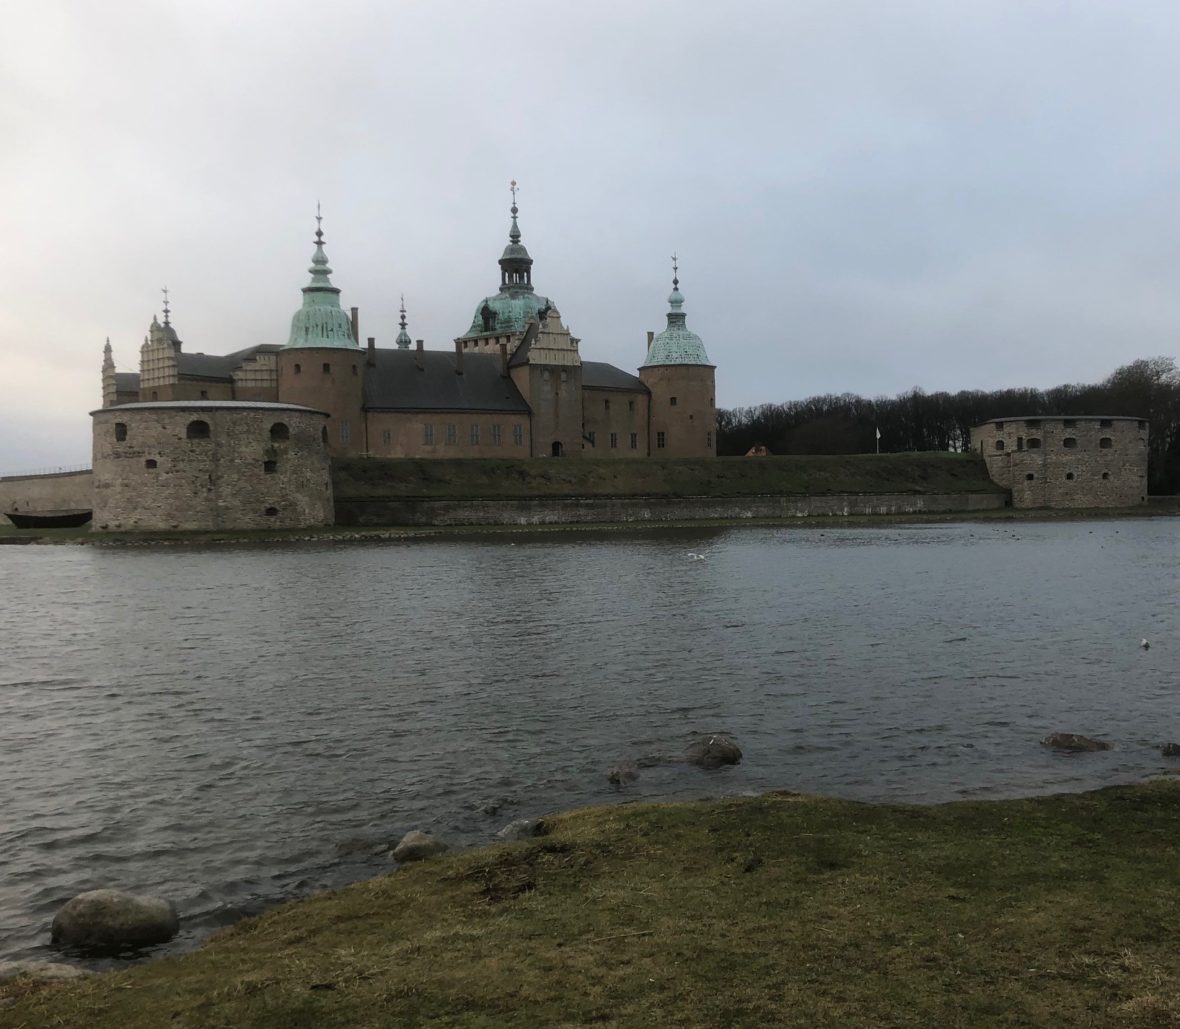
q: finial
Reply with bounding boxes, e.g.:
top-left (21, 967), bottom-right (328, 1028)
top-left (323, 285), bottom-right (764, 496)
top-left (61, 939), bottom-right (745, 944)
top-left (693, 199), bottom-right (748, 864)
top-left (161, 286), bottom-right (171, 326)
top-left (671, 253), bottom-right (679, 289)
top-left (508, 180), bottom-right (521, 244)
top-left (510, 179), bottom-right (518, 211)
top-left (315, 202), bottom-right (323, 244)
top-left (399, 294), bottom-right (407, 331)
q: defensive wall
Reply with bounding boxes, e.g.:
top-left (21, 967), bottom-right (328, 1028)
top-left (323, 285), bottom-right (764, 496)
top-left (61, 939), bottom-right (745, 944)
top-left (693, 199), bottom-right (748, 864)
top-left (0, 470), bottom-right (93, 525)
top-left (971, 416), bottom-right (1148, 508)
top-left (91, 401), bottom-right (333, 532)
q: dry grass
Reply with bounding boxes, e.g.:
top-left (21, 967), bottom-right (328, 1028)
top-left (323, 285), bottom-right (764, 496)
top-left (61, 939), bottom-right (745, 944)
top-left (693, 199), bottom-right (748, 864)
top-left (7, 782), bottom-right (1180, 1027)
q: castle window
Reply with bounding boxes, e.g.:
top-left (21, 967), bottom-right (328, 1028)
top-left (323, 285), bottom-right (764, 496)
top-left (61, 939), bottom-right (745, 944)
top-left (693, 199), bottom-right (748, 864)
top-left (670, 396), bottom-right (678, 407)
top-left (145, 459), bottom-right (157, 470)
top-left (604, 399), bottom-right (610, 411)
top-left (1027, 437), bottom-right (1041, 449)
top-left (186, 419), bottom-right (211, 440)
top-left (200, 390), bottom-right (208, 400)
top-left (994, 421), bottom-right (1004, 430)
top-left (629, 400), bottom-right (635, 412)
top-left (151, 391), bottom-right (158, 400)
top-left (323, 363), bottom-right (331, 374)
top-left (1025, 419), bottom-right (1041, 428)
top-left (1065, 472), bottom-right (1075, 481)
top-left (1063, 419), bottom-right (1076, 428)
top-left (994, 439), bottom-right (1005, 451)
top-left (265, 506), bottom-right (278, 517)
top-left (1025, 473), bottom-right (1035, 481)
top-left (707, 431), bottom-right (713, 448)
top-left (630, 432), bottom-right (638, 450)
top-left (446, 423), bottom-right (457, 445)
top-left (513, 423), bottom-right (523, 446)
top-left (114, 422), bottom-right (127, 442)
top-left (492, 424), bottom-right (502, 446)
top-left (1100, 419), bottom-right (1113, 428)
top-left (269, 422), bottom-right (289, 442)
top-left (1139, 420), bottom-right (1147, 430)
top-left (352, 364), bottom-right (358, 376)
top-left (710, 397), bottom-right (714, 408)
top-left (587, 430), bottom-right (596, 446)
top-left (1099, 437), bottom-right (1113, 449)
top-left (263, 460), bottom-right (277, 474)
top-left (321, 426), bottom-right (328, 444)
top-left (382, 430), bottom-right (392, 446)
top-left (340, 420), bottom-right (350, 444)
top-left (424, 424), bottom-right (435, 445)
top-left (470, 424), bottom-right (480, 445)
top-left (560, 370), bottom-right (568, 383)
top-left (657, 431), bottom-right (666, 449)
top-left (1102, 472), bottom-right (1111, 480)
top-left (610, 432), bottom-right (618, 449)
top-left (1062, 437), bottom-right (1077, 449)
top-left (294, 363), bottom-right (302, 374)
top-left (542, 369), bottom-right (551, 382)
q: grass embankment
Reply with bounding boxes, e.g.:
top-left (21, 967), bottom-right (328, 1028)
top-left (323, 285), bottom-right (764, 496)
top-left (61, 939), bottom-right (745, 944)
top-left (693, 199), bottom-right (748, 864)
top-left (332, 452), bottom-right (1005, 500)
top-left (8, 783), bottom-right (1180, 1027)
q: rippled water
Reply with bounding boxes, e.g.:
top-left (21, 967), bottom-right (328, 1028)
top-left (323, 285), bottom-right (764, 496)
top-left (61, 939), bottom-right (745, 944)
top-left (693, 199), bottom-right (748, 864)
top-left (1, 519), bottom-right (1177, 966)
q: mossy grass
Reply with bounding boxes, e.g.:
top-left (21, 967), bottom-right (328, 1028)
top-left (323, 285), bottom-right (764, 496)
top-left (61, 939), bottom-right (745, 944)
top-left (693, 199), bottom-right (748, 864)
top-left (8, 782), bottom-right (1180, 1027)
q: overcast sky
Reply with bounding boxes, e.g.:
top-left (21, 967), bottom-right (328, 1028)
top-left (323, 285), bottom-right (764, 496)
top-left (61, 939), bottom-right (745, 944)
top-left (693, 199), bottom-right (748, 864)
top-left (3, 1), bottom-right (1180, 472)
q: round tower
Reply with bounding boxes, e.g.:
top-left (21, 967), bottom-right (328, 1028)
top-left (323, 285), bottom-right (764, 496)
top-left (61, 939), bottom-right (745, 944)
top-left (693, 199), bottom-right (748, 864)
top-left (276, 208), bottom-right (364, 455)
top-left (639, 259), bottom-right (716, 457)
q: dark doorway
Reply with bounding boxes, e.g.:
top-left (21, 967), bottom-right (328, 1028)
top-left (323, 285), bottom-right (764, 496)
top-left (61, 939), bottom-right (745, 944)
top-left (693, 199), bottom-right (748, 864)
top-left (551, 441), bottom-right (564, 457)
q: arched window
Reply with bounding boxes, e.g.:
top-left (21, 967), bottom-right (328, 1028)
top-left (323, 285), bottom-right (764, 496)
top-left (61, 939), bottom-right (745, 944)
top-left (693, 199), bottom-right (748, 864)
top-left (1026, 437), bottom-right (1041, 449)
top-left (270, 422), bottom-right (290, 442)
top-left (114, 422), bottom-right (127, 442)
top-left (1099, 437), bottom-right (1113, 449)
top-left (265, 506), bottom-right (278, 517)
top-left (1065, 472), bottom-right (1075, 481)
top-left (145, 459), bottom-right (157, 469)
top-left (294, 363), bottom-right (302, 374)
top-left (1101, 472), bottom-right (1111, 480)
top-left (1025, 473), bottom-right (1035, 481)
top-left (994, 439), bottom-right (1005, 451)
top-left (186, 419), bottom-right (211, 440)
top-left (1062, 437), bottom-right (1077, 449)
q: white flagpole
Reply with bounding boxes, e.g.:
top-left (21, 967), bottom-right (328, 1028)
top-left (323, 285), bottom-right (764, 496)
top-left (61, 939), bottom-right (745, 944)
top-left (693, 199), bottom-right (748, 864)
top-left (875, 426), bottom-right (881, 454)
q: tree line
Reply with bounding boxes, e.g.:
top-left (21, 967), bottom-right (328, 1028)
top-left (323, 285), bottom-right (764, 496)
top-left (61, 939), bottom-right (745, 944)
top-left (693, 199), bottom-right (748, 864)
top-left (716, 357), bottom-right (1180, 495)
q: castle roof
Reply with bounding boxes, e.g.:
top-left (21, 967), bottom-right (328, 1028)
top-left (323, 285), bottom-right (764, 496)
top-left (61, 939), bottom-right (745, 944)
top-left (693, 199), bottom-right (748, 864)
top-left (285, 209), bottom-right (358, 350)
top-left (582, 361), bottom-right (646, 392)
top-left (363, 349), bottom-right (530, 413)
top-left (642, 264), bottom-right (713, 368)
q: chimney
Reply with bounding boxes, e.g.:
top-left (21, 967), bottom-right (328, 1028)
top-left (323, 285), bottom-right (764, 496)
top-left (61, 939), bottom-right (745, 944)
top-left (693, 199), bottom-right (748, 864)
top-left (350, 307), bottom-right (359, 343)
top-left (499, 341), bottom-right (509, 377)
top-left (454, 339), bottom-right (464, 375)
top-left (366, 336), bottom-right (376, 368)
top-left (415, 338), bottom-right (423, 371)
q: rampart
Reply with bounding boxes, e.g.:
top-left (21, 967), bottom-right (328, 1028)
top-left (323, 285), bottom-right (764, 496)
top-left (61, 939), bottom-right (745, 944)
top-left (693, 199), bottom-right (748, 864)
top-left (0, 470), bottom-right (94, 525)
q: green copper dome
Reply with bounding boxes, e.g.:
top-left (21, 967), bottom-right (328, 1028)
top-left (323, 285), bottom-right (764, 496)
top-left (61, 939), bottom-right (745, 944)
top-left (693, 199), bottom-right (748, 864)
top-left (464, 189), bottom-right (555, 336)
top-left (285, 211), bottom-right (358, 349)
top-left (642, 268), bottom-right (713, 367)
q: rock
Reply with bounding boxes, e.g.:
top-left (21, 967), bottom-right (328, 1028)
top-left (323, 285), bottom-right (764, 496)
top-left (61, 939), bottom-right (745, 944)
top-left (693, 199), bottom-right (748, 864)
top-left (391, 830), bottom-right (449, 863)
top-left (0, 960), bottom-right (96, 984)
top-left (496, 818), bottom-right (544, 841)
top-left (50, 889), bottom-right (179, 951)
top-left (607, 761), bottom-right (640, 785)
top-left (684, 734), bottom-right (743, 769)
top-left (1161, 743), bottom-right (1180, 758)
top-left (1039, 733), bottom-right (1112, 753)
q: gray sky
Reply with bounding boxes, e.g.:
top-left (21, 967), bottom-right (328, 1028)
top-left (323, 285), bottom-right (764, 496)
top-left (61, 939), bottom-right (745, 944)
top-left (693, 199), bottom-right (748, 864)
top-left (3, 0), bottom-right (1180, 472)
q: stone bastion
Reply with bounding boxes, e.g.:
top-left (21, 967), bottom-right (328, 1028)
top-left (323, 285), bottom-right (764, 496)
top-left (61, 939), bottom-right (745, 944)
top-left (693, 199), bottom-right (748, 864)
top-left (971, 415), bottom-right (1148, 508)
top-left (90, 401), bottom-right (333, 531)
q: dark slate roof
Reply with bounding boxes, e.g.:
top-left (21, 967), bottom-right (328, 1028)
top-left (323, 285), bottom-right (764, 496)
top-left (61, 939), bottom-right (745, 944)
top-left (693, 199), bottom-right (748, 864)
top-left (114, 372), bottom-right (140, 391)
top-left (176, 344), bottom-right (280, 382)
top-left (582, 361), bottom-right (647, 392)
top-left (363, 349), bottom-right (530, 413)
top-left (507, 322), bottom-right (539, 368)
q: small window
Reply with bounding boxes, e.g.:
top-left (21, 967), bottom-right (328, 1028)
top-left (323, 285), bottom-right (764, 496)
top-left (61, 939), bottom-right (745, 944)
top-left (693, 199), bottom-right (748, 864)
top-left (340, 420), bottom-right (350, 444)
top-left (1099, 437), bottom-right (1113, 449)
top-left (294, 363), bottom-right (302, 374)
top-left (424, 424), bottom-right (435, 445)
top-left (994, 421), bottom-right (1004, 430)
top-left (1025, 419), bottom-right (1041, 428)
top-left (151, 391), bottom-right (158, 400)
top-left (199, 390), bottom-right (208, 400)
top-left (560, 370), bottom-right (568, 383)
top-left (352, 364), bottom-right (358, 376)
top-left (628, 400), bottom-right (635, 412)
top-left (542, 369), bottom-right (551, 382)
top-left (1138, 420), bottom-right (1147, 431)
top-left (1062, 437), bottom-right (1077, 449)
top-left (512, 423), bottom-right (523, 446)
top-left (706, 431), bottom-right (713, 448)
top-left (187, 419), bottom-right (211, 440)
top-left (587, 430), bottom-right (596, 446)
top-left (710, 397), bottom-right (714, 408)
top-left (382, 429), bottom-right (392, 446)
top-left (994, 439), bottom-right (1005, 451)
top-left (1025, 473), bottom-right (1035, 481)
top-left (1102, 472), bottom-right (1111, 480)
top-left (1062, 419), bottom-right (1076, 428)
top-left (670, 396), bottom-right (678, 407)
top-left (657, 431), bottom-right (666, 449)
top-left (1026, 437), bottom-right (1041, 449)
top-left (492, 424), bottom-right (502, 446)
top-left (470, 424), bottom-right (480, 445)
top-left (323, 363), bottom-right (331, 374)
top-left (270, 422), bottom-right (289, 441)
top-left (1065, 472), bottom-right (1075, 481)
top-left (446, 424), bottom-right (457, 445)
top-left (263, 460), bottom-right (277, 474)
top-left (1016, 436), bottom-right (1024, 451)
top-left (610, 432), bottom-right (618, 449)
top-left (321, 426), bottom-right (328, 444)
top-left (604, 399), bottom-right (610, 411)
top-left (630, 432), bottom-right (638, 450)
top-left (265, 506), bottom-right (278, 517)
top-left (114, 422), bottom-right (127, 442)
top-left (145, 459), bottom-right (157, 470)
top-left (1099, 419), bottom-right (1112, 428)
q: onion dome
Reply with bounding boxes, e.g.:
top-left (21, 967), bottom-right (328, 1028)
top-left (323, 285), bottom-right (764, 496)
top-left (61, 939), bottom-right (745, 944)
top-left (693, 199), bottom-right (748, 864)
top-left (285, 207), bottom-right (358, 349)
top-left (642, 258), bottom-right (713, 367)
top-left (395, 296), bottom-right (412, 349)
top-left (465, 182), bottom-right (555, 336)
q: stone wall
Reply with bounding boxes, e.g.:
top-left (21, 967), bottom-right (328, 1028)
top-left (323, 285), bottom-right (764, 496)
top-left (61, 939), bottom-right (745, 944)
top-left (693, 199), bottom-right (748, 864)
top-left (972, 416), bottom-right (1148, 508)
top-left (337, 491), bottom-right (1007, 527)
top-left (581, 388), bottom-right (649, 458)
top-left (365, 411), bottom-right (532, 458)
top-left (91, 403), bottom-right (333, 531)
top-left (0, 471), bottom-right (94, 525)
top-left (640, 364), bottom-right (716, 457)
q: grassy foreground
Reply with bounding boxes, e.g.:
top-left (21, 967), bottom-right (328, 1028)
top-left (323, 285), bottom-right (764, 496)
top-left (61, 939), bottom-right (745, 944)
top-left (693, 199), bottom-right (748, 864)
top-left (6, 784), bottom-right (1180, 1028)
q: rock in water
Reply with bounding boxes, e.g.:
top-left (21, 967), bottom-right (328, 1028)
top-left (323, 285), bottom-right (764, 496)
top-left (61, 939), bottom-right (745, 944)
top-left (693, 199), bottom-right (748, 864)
top-left (685, 734), bottom-right (743, 769)
top-left (607, 761), bottom-right (640, 785)
top-left (50, 889), bottom-right (179, 951)
top-left (1160, 743), bottom-right (1180, 758)
top-left (1039, 733), bottom-right (1112, 753)
top-left (391, 830), bottom-right (449, 863)
top-left (496, 818), bottom-right (544, 841)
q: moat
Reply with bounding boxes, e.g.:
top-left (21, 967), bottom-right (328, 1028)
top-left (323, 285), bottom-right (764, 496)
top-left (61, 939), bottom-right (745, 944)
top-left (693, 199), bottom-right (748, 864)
top-left (1, 518), bottom-right (1176, 966)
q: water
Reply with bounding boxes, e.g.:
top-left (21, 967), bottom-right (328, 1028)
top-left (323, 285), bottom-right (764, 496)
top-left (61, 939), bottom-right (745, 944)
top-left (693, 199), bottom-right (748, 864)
top-left (1, 519), bottom-right (1176, 967)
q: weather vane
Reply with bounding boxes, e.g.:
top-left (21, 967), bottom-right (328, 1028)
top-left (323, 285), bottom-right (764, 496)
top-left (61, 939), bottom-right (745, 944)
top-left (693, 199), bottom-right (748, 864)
top-left (671, 253), bottom-right (679, 287)
top-left (510, 179), bottom-right (518, 205)
top-left (162, 286), bottom-right (171, 325)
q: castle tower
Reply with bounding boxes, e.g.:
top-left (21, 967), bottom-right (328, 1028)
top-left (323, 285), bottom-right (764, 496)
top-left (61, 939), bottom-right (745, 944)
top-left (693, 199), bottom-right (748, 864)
top-left (395, 296), bottom-right (412, 349)
top-left (138, 289), bottom-right (183, 401)
top-left (101, 338), bottom-right (117, 408)
top-left (275, 207), bottom-right (364, 455)
top-left (639, 259), bottom-right (716, 457)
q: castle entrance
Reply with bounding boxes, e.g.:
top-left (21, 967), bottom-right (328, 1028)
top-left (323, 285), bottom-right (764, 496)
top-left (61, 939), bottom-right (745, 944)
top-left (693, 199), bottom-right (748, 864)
top-left (551, 441), bottom-right (564, 457)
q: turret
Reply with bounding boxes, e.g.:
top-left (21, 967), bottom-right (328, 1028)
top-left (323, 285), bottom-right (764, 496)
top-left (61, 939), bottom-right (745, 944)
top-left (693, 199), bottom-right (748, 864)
top-left (101, 338), bottom-right (116, 408)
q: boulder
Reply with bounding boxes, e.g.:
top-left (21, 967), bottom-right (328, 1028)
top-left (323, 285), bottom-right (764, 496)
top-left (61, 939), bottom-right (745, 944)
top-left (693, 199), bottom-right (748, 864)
top-left (1039, 733), bottom-right (1112, 753)
top-left (496, 818), bottom-right (543, 841)
top-left (685, 734), bottom-right (743, 769)
top-left (607, 761), bottom-right (640, 785)
top-left (0, 960), bottom-right (95, 984)
top-left (50, 889), bottom-right (179, 951)
top-left (391, 830), bottom-right (449, 863)
top-left (1161, 743), bottom-right (1180, 758)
